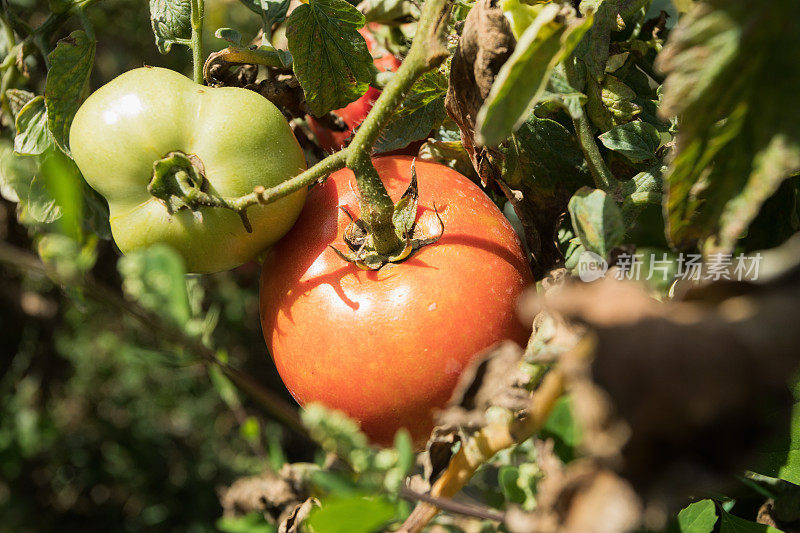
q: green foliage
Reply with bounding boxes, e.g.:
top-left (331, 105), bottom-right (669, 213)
top-left (239, 0), bottom-right (291, 35)
top-left (149, 0), bottom-right (192, 53)
top-left (286, 0), bottom-right (373, 116)
top-left (217, 512), bottom-right (276, 532)
top-left (659, 0), bottom-right (800, 251)
top-left (14, 96), bottom-right (51, 156)
top-left (677, 500), bottom-right (717, 533)
top-left (45, 30), bottom-right (96, 154)
top-left (307, 495), bottom-right (395, 533)
top-left (476, 6), bottom-right (594, 145)
top-left (568, 187), bottom-right (624, 258)
top-left (375, 71), bottom-right (447, 153)
top-left (599, 121), bottom-right (661, 163)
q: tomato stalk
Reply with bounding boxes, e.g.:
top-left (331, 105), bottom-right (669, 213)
top-left (151, 0), bottom-right (453, 253)
top-left (190, 0), bottom-right (205, 85)
top-left (344, 0), bottom-right (453, 256)
top-left (398, 368), bottom-right (566, 533)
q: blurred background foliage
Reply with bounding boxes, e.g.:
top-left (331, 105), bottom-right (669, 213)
top-left (0, 1), bottom-right (309, 531)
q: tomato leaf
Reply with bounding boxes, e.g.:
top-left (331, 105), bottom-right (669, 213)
top-left (620, 162), bottom-right (665, 225)
top-left (657, 0), bottom-right (800, 251)
top-left (24, 175), bottom-right (62, 224)
top-left (14, 96), bottom-right (52, 156)
top-left (286, 0), bottom-right (373, 117)
top-left (375, 71), bottom-right (447, 153)
top-left (0, 143), bottom-right (36, 203)
top-left (307, 495), bottom-right (395, 533)
top-left (45, 30), bottom-right (95, 155)
top-left (476, 5), bottom-right (594, 146)
top-left (149, 0), bottom-right (192, 54)
top-left (568, 187), bottom-right (624, 259)
top-left (5, 89), bottom-right (36, 119)
top-left (239, 0), bottom-right (292, 33)
top-left (599, 121), bottom-right (661, 162)
top-left (752, 397), bottom-right (800, 486)
top-left (118, 245), bottom-right (192, 328)
top-left (676, 499), bottom-right (717, 533)
top-left (718, 508), bottom-right (782, 533)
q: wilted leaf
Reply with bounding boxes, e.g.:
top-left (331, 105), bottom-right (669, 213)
top-left (568, 187), bottom-right (624, 258)
top-left (286, 0), bottom-right (373, 116)
top-left (45, 30), bottom-right (95, 154)
top-left (444, 0), bottom-right (516, 175)
top-left (599, 121), bottom-right (660, 162)
top-left (677, 500), bottom-right (717, 533)
top-left (14, 96), bottom-right (51, 156)
top-left (657, 0), bottom-right (800, 251)
top-left (149, 0), bottom-right (192, 53)
top-left (477, 5), bottom-right (594, 146)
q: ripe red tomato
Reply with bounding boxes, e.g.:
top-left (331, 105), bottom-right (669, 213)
top-left (259, 156), bottom-right (533, 446)
top-left (307, 27), bottom-right (401, 152)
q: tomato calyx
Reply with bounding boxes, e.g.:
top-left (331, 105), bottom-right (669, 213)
top-left (148, 151), bottom-right (255, 233)
top-left (329, 162), bottom-right (445, 270)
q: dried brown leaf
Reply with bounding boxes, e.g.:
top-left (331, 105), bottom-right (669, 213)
top-left (444, 0), bottom-right (515, 185)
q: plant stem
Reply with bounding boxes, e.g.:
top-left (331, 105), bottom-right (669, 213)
top-left (190, 0), bottom-right (205, 84)
top-left (344, 0), bottom-right (453, 255)
top-left (399, 487), bottom-right (506, 523)
top-left (397, 369), bottom-right (565, 533)
top-left (0, 241), bottom-right (307, 438)
top-left (228, 149), bottom-right (348, 210)
top-left (572, 108), bottom-right (619, 194)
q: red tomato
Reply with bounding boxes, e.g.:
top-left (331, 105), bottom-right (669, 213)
top-left (259, 156), bottom-right (533, 446)
top-left (307, 27), bottom-right (402, 152)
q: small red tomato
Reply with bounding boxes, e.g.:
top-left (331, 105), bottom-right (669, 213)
top-left (307, 27), bottom-right (402, 152)
top-left (259, 156), bottom-right (532, 446)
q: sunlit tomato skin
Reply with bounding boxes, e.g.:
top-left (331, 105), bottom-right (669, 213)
top-left (69, 66), bottom-right (307, 273)
top-left (259, 156), bottom-right (532, 446)
top-left (307, 28), bottom-right (402, 152)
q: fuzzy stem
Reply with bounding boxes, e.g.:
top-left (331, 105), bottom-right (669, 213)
top-left (190, 0), bottom-right (205, 84)
top-left (397, 370), bottom-right (565, 533)
top-left (344, 0), bottom-right (452, 255)
top-left (572, 108), bottom-right (619, 194)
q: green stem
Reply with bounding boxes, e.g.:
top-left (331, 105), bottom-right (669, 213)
top-left (344, 0), bottom-right (452, 254)
top-left (572, 108), bottom-right (620, 194)
top-left (190, 0), bottom-right (205, 84)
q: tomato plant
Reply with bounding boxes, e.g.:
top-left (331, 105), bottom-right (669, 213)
top-left (306, 27), bottom-right (402, 152)
top-left (259, 156), bottom-right (532, 445)
top-left (70, 66), bottom-right (307, 273)
top-left (4, 0), bottom-right (800, 531)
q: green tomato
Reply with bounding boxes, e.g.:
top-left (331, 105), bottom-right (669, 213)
top-left (70, 66), bottom-right (307, 273)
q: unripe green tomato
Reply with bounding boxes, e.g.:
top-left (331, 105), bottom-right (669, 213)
top-left (70, 66), bottom-right (307, 273)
